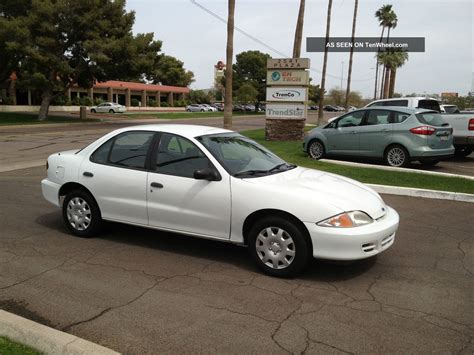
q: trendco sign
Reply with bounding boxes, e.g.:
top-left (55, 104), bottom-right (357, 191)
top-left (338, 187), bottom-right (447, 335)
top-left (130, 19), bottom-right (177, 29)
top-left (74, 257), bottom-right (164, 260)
top-left (266, 87), bottom-right (307, 102)
top-left (267, 70), bottom-right (309, 86)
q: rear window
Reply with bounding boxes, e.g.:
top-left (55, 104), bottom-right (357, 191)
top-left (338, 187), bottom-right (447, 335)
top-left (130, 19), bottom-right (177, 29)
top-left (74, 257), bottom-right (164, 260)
top-left (385, 100), bottom-right (408, 107)
top-left (415, 112), bottom-right (447, 127)
top-left (418, 100), bottom-right (440, 112)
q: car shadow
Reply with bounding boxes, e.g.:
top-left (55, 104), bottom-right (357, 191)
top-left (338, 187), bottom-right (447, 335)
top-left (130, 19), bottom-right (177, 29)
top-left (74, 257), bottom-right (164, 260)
top-left (36, 212), bottom-right (377, 281)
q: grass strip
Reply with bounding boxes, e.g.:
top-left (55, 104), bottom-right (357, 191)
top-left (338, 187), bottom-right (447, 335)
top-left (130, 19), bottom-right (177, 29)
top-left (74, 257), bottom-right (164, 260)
top-left (0, 336), bottom-right (42, 355)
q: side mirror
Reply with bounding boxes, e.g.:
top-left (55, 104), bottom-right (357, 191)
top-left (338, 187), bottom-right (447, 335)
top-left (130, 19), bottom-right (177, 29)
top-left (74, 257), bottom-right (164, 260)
top-left (194, 167), bottom-right (221, 181)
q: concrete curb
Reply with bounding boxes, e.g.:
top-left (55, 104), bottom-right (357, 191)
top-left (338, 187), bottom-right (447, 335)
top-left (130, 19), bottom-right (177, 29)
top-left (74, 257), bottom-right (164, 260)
top-left (320, 158), bottom-right (474, 181)
top-left (0, 160), bottom-right (45, 173)
top-left (0, 310), bottom-right (120, 355)
top-left (368, 184), bottom-right (474, 203)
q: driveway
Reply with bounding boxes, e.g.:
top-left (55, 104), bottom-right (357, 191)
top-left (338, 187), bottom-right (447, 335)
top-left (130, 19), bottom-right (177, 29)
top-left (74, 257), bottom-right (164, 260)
top-left (0, 166), bottom-right (472, 353)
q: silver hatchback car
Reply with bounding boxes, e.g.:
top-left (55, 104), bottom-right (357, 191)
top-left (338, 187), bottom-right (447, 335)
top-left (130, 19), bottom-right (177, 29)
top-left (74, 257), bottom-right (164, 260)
top-left (303, 107), bottom-right (454, 167)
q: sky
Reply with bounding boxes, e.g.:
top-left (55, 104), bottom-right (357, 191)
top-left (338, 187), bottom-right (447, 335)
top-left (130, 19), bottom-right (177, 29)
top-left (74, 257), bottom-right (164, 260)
top-left (126, 0), bottom-right (473, 98)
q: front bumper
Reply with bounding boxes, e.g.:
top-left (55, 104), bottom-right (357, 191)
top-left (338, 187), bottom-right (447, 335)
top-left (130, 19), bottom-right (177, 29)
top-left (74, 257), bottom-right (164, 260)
top-left (41, 178), bottom-right (61, 207)
top-left (304, 206), bottom-right (399, 260)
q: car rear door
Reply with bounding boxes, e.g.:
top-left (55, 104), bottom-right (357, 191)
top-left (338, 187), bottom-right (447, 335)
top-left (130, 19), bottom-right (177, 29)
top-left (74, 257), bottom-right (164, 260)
top-left (146, 132), bottom-right (231, 239)
top-left (78, 131), bottom-right (156, 225)
top-left (358, 109), bottom-right (393, 157)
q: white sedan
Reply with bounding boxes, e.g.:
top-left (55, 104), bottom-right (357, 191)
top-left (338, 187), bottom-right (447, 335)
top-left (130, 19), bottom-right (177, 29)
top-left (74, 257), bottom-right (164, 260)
top-left (41, 125), bottom-right (399, 277)
top-left (90, 102), bottom-right (126, 114)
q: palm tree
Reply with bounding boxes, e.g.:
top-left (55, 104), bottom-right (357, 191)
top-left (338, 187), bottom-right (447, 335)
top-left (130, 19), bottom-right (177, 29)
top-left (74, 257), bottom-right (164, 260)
top-left (318, 0), bottom-right (333, 125)
top-left (388, 50), bottom-right (408, 97)
top-left (344, 0), bottom-right (358, 111)
top-left (379, 9), bottom-right (398, 99)
top-left (224, 0), bottom-right (236, 129)
top-left (373, 4), bottom-right (393, 99)
top-left (292, 0), bottom-right (306, 58)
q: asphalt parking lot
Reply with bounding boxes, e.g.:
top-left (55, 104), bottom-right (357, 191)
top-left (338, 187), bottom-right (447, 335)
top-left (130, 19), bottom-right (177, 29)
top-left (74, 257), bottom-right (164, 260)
top-left (0, 166), bottom-right (473, 353)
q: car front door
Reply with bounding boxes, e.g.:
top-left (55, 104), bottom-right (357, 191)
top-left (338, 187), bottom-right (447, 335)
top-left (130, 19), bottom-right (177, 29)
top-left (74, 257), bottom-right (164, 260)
top-left (97, 103), bottom-right (108, 113)
top-left (78, 131), bottom-right (156, 225)
top-left (329, 110), bottom-right (365, 155)
top-left (146, 133), bottom-right (231, 239)
top-left (358, 109), bottom-right (393, 157)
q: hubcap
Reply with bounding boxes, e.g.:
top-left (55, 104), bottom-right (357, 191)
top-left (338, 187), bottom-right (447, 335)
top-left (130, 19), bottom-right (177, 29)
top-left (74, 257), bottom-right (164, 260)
top-left (255, 227), bottom-right (296, 270)
top-left (309, 142), bottom-right (323, 159)
top-left (387, 147), bottom-right (405, 167)
top-left (67, 197), bottom-right (91, 231)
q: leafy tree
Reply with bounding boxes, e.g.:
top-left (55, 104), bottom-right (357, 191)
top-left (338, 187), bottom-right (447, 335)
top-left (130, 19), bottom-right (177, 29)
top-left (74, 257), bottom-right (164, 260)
top-left (231, 50), bottom-right (271, 104)
top-left (148, 55), bottom-right (194, 87)
top-left (187, 89), bottom-right (213, 104)
top-left (236, 83), bottom-right (258, 104)
top-left (326, 88), bottom-right (363, 107)
top-left (308, 81), bottom-right (324, 104)
top-left (1, 0), bottom-right (161, 120)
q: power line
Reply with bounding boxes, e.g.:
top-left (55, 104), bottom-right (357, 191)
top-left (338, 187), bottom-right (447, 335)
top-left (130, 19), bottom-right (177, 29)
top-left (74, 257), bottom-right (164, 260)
top-left (189, 0), bottom-right (375, 83)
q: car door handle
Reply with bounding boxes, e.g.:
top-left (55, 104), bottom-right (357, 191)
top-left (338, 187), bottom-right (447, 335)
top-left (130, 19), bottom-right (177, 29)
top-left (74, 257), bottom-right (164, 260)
top-left (150, 182), bottom-right (164, 189)
top-left (83, 172), bottom-right (93, 177)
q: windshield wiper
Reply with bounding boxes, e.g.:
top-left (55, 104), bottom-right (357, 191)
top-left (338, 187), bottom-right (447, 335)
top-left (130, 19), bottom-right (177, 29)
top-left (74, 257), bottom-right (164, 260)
top-left (234, 169), bottom-right (270, 177)
top-left (268, 163), bottom-right (296, 172)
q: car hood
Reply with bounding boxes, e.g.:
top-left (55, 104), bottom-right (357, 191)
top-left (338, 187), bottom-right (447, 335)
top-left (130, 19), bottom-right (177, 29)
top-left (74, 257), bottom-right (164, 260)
top-left (242, 167), bottom-right (387, 220)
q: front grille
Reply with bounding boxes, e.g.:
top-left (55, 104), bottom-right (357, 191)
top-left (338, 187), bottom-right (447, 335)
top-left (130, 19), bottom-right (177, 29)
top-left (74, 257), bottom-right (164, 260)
top-left (381, 233), bottom-right (395, 248)
top-left (361, 242), bottom-right (376, 253)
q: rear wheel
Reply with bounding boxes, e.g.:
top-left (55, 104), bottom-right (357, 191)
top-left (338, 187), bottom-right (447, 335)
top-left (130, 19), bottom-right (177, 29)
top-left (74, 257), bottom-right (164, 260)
top-left (248, 217), bottom-right (311, 278)
top-left (454, 146), bottom-right (473, 158)
top-left (385, 145), bottom-right (410, 167)
top-left (308, 140), bottom-right (325, 160)
top-left (62, 190), bottom-right (102, 237)
top-left (90, 109), bottom-right (96, 113)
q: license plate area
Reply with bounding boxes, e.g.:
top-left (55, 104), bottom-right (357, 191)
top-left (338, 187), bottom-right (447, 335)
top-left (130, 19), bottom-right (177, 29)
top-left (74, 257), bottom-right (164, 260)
top-left (439, 135), bottom-right (448, 142)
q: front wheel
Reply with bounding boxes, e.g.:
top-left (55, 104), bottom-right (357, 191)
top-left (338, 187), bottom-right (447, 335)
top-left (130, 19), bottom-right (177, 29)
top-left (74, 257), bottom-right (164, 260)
top-left (248, 217), bottom-right (311, 278)
top-left (109, 109), bottom-right (115, 114)
top-left (308, 140), bottom-right (325, 160)
top-left (62, 190), bottom-right (102, 237)
top-left (385, 145), bottom-right (410, 167)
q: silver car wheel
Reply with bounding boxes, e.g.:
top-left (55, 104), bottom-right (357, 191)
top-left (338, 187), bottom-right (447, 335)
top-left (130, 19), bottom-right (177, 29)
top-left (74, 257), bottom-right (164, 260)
top-left (67, 197), bottom-right (91, 231)
top-left (255, 227), bottom-right (296, 270)
top-left (309, 141), bottom-right (324, 159)
top-left (387, 147), bottom-right (406, 167)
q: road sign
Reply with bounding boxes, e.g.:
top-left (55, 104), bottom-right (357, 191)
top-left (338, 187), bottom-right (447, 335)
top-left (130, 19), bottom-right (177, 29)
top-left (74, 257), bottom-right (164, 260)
top-left (266, 87), bottom-right (307, 102)
top-left (266, 103), bottom-right (307, 119)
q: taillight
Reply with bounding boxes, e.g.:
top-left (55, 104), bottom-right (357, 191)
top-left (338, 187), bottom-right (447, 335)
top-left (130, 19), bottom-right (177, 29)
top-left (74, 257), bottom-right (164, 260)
top-left (469, 119), bottom-right (474, 131)
top-left (410, 126), bottom-right (436, 135)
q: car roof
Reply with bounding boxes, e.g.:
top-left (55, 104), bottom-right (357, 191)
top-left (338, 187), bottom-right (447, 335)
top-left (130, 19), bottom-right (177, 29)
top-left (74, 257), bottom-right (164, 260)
top-left (116, 124), bottom-right (233, 139)
top-left (349, 106), bottom-right (434, 115)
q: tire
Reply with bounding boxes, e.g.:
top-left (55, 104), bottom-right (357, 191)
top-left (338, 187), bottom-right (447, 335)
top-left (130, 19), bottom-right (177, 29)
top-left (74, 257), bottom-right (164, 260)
top-left (200, 109), bottom-right (205, 112)
top-left (308, 140), bottom-right (325, 160)
top-left (385, 145), bottom-right (410, 167)
top-left (62, 190), bottom-right (102, 237)
top-left (186, 109), bottom-right (191, 112)
top-left (109, 109), bottom-right (115, 114)
top-left (90, 109), bottom-right (96, 113)
top-left (420, 160), bottom-right (439, 166)
top-left (248, 216), bottom-right (311, 278)
top-left (454, 146), bottom-right (473, 158)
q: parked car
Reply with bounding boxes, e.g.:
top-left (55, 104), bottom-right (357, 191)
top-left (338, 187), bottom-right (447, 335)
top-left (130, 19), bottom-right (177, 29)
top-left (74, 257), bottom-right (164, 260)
top-left (366, 97), bottom-right (474, 157)
top-left (186, 104), bottom-right (206, 112)
top-left (200, 104), bottom-right (217, 112)
top-left (304, 107), bottom-right (454, 167)
top-left (212, 103), bottom-right (224, 111)
top-left (309, 105), bottom-right (318, 111)
top-left (440, 104), bottom-right (460, 114)
top-left (244, 104), bottom-right (256, 112)
top-left (233, 104), bottom-right (246, 112)
top-left (323, 105), bottom-right (339, 112)
top-left (41, 124), bottom-right (398, 277)
top-left (90, 102), bottom-right (126, 114)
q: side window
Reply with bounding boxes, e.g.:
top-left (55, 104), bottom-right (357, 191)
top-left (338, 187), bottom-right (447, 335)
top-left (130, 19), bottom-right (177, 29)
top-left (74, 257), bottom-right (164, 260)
top-left (337, 111), bottom-right (365, 128)
top-left (392, 111), bottom-right (410, 123)
top-left (156, 133), bottom-right (211, 178)
top-left (108, 132), bottom-right (155, 169)
top-left (90, 139), bottom-right (113, 164)
top-left (388, 100), bottom-right (408, 107)
top-left (367, 102), bottom-right (382, 107)
top-left (365, 110), bottom-right (391, 125)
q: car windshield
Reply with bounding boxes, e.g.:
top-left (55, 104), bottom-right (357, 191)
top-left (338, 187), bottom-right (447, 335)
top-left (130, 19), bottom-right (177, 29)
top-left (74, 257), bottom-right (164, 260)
top-left (196, 133), bottom-right (295, 177)
top-left (415, 112), bottom-right (447, 127)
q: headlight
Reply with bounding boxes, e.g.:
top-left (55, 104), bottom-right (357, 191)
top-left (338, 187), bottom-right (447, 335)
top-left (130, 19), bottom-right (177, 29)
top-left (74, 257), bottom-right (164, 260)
top-left (317, 211), bottom-right (373, 228)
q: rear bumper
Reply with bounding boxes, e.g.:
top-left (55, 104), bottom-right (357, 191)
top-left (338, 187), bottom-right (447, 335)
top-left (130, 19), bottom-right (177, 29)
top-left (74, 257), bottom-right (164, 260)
top-left (304, 206), bottom-right (399, 260)
top-left (41, 178), bottom-right (61, 207)
top-left (453, 136), bottom-right (474, 147)
top-left (409, 146), bottom-right (455, 160)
